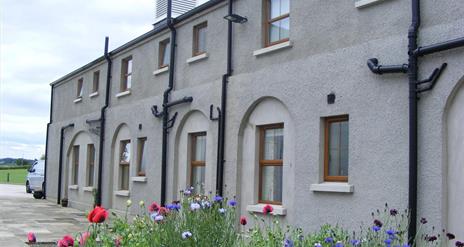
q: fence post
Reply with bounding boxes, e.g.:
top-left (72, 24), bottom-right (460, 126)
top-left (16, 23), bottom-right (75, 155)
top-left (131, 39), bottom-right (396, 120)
top-left (7, 173), bottom-right (10, 183)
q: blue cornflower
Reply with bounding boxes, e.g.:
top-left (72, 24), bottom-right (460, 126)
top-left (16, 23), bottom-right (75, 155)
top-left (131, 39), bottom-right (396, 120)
top-left (214, 195), bottom-right (223, 202)
top-left (335, 241), bottom-right (344, 247)
top-left (386, 229), bottom-right (396, 236)
top-left (228, 200), bottom-right (237, 207)
top-left (350, 239), bottom-right (361, 246)
top-left (372, 225), bottom-right (381, 232)
top-left (324, 237), bottom-right (334, 243)
top-left (384, 238), bottom-right (392, 246)
top-left (190, 202), bottom-right (201, 211)
top-left (284, 238), bottom-right (294, 247)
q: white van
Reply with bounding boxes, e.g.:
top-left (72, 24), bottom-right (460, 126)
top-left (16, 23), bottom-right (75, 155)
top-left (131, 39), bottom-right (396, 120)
top-left (26, 160), bottom-right (45, 199)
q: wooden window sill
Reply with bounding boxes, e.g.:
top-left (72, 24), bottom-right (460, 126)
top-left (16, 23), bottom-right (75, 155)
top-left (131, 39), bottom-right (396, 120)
top-left (310, 182), bottom-right (354, 193)
top-left (153, 66), bottom-right (169, 76)
top-left (186, 53), bottom-right (208, 64)
top-left (355, 0), bottom-right (386, 8)
top-left (116, 90), bottom-right (131, 98)
top-left (73, 97), bottom-right (82, 103)
top-left (68, 185), bottom-right (79, 190)
top-left (83, 186), bottom-right (94, 192)
top-left (246, 204), bottom-right (287, 216)
top-left (131, 176), bottom-right (147, 183)
top-left (114, 190), bottom-right (130, 197)
top-left (253, 40), bottom-right (293, 57)
top-left (89, 92), bottom-right (99, 98)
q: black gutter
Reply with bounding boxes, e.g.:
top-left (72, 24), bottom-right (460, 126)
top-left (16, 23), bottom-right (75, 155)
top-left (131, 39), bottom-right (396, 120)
top-left (50, 0), bottom-right (225, 87)
top-left (57, 123), bottom-right (74, 204)
top-left (414, 37), bottom-right (464, 57)
top-left (407, 0), bottom-right (420, 241)
top-left (43, 85), bottom-right (55, 199)
top-left (96, 37), bottom-right (112, 206)
top-left (160, 0), bottom-right (177, 206)
top-left (215, 0), bottom-right (233, 196)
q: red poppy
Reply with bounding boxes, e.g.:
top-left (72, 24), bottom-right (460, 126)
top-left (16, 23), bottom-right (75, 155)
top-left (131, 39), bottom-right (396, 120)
top-left (240, 216), bottom-right (247, 225)
top-left (88, 206), bottom-right (108, 223)
top-left (148, 202), bottom-right (160, 212)
top-left (57, 235), bottom-right (74, 247)
top-left (158, 206), bottom-right (169, 215)
top-left (262, 204), bottom-right (273, 215)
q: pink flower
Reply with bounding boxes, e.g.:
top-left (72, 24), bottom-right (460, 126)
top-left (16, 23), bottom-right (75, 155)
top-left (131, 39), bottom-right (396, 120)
top-left (27, 232), bottom-right (36, 243)
top-left (57, 235), bottom-right (74, 247)
top-left (79, 232), bottom-right (90, 246)
top-left (262, 204), bottom-right (273, 215)
top-left (148, 202), bottom-right (160, 212)
top-left (115, 236), bottom-right (122, 247)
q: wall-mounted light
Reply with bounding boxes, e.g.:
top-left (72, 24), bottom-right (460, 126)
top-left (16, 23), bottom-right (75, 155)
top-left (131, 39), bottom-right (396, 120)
top-left (224, 14), bottom-right (248, 24)
top-left (327, 93), bottom-right (336, 104)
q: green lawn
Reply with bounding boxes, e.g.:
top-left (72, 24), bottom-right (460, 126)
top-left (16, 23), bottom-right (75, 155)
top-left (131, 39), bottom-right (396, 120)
top-left (0, 169), bottom-right (27, 185)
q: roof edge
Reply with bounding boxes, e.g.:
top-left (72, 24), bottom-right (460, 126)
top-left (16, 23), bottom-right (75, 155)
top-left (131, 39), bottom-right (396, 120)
top-left (50, 0), bottom-right (225, 86)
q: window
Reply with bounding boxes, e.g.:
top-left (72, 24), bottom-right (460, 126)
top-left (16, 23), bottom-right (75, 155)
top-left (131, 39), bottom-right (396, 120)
top-left (77, 78), bottom-right (83, 98)
top-left (136, 138), bottom-right (147, 176)
top-left (193, 22), bottom-right (207, 56)
top-left (119, 140), bottom-right (131, 190)
top-left (263, 0), bottom-right (290, 47)
top-left (72, 145), bottom-right (79, 185)
top-left (121, 56), bottom-right (132, 92)
top-left (159, 39), bottom-right (170, 68)
top-left (324, 115), bottom-right (349, 182)
top-left (259, 123), bottom-right (284, 204)
top-left (92, 71), bottom-right (100, 93)
top-left (86, 144), bottom-right (95, 187)
top-left (190, 132), bottom-right (206, 195)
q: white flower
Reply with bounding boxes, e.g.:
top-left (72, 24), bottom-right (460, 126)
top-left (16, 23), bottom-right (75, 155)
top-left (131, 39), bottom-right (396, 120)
top-left (190, 202), bottom-right (200, 211)
top-left (314, 243), bottom-right (322, 247)
top-left (218, 208), bottom-right (226, 214)
top-left (181, 231), bottom-right (192, 239)
top-left (126, 199), bottom-right (132, 207)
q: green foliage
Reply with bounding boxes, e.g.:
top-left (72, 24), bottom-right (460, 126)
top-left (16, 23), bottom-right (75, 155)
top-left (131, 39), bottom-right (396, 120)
top-left (0, 168), bottom-right (28, 184)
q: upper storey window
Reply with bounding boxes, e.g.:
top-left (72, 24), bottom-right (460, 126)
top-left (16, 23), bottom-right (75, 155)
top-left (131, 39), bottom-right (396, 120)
top-left (121, 56), bottom-right (132, 92)
top-left (92, 71), bottom-right (100, 93)
top-left (76, 78), bottom-right (83, 98)
top-left (263, 0), bottom-right (290, 47)
top-left (193, 22), bottom-right (207, 56)
top-left (159, 39), bottom-right (170, 68)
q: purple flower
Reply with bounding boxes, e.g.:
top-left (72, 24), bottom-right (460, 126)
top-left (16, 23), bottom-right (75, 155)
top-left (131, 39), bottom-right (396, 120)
top-left (386, 229), bottom-right (396, 236)
top-left (350, 239), bottom-right (360, 246)
top-left (420, 217), bottom-right (427, 224)
top-left (456, 241), bottom-right (464, 247)
top-left (390, 209), bottom-right (398, 216)
top-left (335, 241), bottom-right (344, 247)
top-left (446, 233), bottom-right (456, 240)
top-left (228, 200), bottom-right (237, 207)
top-left (150, 213), bottom-right (158, 221)
top-left (190, 202), bottom-right (200, 211)
top-left (166, 203), bottom-right (181, 211)
top-left (284, 238), bottom-right (294, 247)
top-left (183, 190), bottom-right (192, 196)
top-left (426, 235), bottom-right (437, 242)
top-left (372, 226), bottom-right (381, 232)
top-left (154, 215), bottom-right (164, 222)
top-left (214, 195), bottom-right (223, 202)
top-left (181, 231), bottom-right (192, 239)
top-left (324, 237), bottom-right (334, 243)
top-left (374, 219), bottom-right (383, 227)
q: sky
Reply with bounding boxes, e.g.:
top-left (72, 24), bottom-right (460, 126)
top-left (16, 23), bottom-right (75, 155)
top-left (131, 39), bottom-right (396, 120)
top-left (0, 0), bottom-right (209, 159)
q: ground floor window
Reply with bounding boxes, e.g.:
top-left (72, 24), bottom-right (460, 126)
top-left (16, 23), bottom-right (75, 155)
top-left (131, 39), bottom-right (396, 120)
top-left (119, 140), bottom-right (131, 190)
top-left (324, 115), bottom-right (349, 182)
top-left (86, 144), bottom-right (95, 186)
top-left (259, 123), bottom-right (284, 204)
top-left (190, 132), bottom-right (206, 195)
top-left (72, 145), bottom-right (79, 185)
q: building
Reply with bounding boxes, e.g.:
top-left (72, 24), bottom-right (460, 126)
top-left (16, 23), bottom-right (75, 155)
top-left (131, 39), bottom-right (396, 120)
top-left (45, 0), bottom-right (464, 239)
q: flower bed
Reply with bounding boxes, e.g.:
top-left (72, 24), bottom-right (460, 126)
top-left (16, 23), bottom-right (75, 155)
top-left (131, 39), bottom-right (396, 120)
top-left (26, 189), bottom-right (462, 246)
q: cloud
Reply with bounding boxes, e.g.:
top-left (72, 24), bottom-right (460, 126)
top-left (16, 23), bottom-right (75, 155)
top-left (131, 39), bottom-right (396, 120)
top-left (0, 0), bottom-right (154, 159)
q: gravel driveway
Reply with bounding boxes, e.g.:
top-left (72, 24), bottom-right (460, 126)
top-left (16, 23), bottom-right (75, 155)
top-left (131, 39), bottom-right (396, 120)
top-left (0, 184), bottom-right (88, 246)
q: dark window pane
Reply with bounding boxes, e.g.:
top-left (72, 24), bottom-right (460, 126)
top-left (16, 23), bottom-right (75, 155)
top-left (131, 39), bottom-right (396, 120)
top-left (328, 120), bottom-right (349, 177)
top-left (120, 165), bottom-right (129, 190)
top-left (260, 165), bottom-right (282, 202)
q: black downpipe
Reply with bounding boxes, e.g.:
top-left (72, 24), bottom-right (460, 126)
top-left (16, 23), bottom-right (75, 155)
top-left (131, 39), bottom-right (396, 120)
top-left (44, 85), bottom-right (55, 199)
top-left (407, 0), bottom-right (420, 242)
top-left (57, 123), bottom-right (74, 204)
top-left (160, 0), bottom-right (177, 206)
top-left (96, 37), bottom-right (112, 206)
top-left (216, 0), bottom-right (233, 196)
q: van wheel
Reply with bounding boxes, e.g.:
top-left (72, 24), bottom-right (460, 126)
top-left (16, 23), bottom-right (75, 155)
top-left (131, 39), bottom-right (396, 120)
top-left (33, 191), bottom-right (43, 199)
top-left (26, 181), bottom-right (32, 193)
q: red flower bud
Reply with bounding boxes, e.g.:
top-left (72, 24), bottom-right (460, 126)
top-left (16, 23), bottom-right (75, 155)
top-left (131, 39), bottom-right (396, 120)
top-left (262, 204), bottom-right (273, 215)
top-left (240, 216), bottom-right (247, 225)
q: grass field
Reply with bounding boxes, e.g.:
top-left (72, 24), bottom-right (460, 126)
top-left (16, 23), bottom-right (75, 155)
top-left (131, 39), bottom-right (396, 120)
top-left (0, 169), bottom-right (27, 185)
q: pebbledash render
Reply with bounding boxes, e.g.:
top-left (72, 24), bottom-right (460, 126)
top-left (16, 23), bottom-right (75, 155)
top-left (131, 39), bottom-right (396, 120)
top-left (45, 0), bottom-right (464, 239)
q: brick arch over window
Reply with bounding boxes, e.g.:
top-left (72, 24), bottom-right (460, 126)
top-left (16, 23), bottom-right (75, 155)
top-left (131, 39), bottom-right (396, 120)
top-left (170, 110), bottom-right (212, 201)
top-left (444, 75), bottom-right (464, 241)
top-left (236, 97), bottom-right (295, 219)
